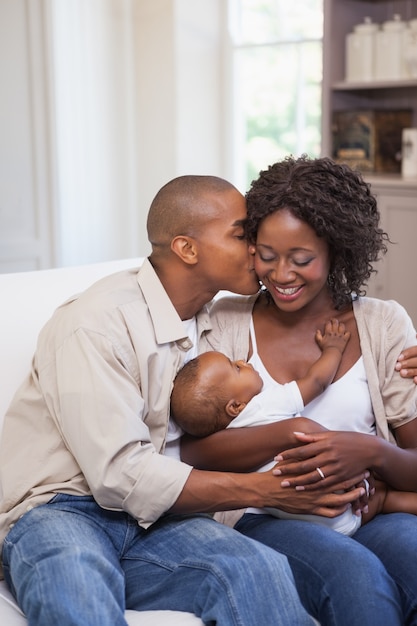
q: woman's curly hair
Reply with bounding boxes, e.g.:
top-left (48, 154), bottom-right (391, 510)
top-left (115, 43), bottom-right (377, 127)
top-left (245, 155), bottom-right (390, 309)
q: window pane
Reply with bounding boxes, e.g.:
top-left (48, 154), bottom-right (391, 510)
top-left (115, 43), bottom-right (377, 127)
top-left (232, 0), bottom-right (323, 45)
top-left (230, 0), bottom-right (323, 188)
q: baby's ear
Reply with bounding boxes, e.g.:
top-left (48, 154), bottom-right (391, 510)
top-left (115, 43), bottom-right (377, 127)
top-left (225, 399), bottom-right (246, 418)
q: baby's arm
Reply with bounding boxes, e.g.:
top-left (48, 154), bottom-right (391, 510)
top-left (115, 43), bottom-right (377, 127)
top-left (297, 319), bottom-right (350, 406)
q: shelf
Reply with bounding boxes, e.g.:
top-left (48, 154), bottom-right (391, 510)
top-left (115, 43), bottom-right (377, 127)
top-left (365, 173), bottom-right (417, 188)
top-left (332, 79), bottom-right (417, 91)
top-left (322, 1), bottom-right (417, 324)
top-left (322, 0), bottom-right (417, 158)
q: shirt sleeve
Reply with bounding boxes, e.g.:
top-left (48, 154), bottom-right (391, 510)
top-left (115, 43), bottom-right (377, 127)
top-left (43, 326), bottom-right (192, 527)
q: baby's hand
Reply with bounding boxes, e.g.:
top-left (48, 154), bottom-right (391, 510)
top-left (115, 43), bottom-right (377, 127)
top-left (315, 318), bottom-right (351, 354)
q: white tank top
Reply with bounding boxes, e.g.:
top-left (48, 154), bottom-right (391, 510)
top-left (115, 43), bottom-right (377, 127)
top-left (249, 318), bottom-right (376, 435)
top-left (247, 318), bottom-right (375, 533)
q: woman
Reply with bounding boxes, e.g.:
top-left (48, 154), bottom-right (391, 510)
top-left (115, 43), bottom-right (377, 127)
top-left (182, 156), bottom-right (417, 625)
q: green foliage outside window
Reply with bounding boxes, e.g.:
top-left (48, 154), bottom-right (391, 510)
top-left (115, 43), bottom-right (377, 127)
top-left (230, 0), bottom-right (323, 187)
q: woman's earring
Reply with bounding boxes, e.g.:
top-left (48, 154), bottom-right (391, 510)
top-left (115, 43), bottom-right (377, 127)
top-left (327, 272), bottom-right (335, 287)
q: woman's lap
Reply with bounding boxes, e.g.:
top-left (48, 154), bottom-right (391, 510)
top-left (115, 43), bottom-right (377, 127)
top-left (235, 512), bottom-right (405, 626)
top-left (353, 512), bottom-right (417, 625)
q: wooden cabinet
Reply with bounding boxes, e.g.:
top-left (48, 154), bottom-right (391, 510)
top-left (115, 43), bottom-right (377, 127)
top-left (322, 0), bottom-right (417, 326)
top-left (365, 178), bottom-right (417, 325)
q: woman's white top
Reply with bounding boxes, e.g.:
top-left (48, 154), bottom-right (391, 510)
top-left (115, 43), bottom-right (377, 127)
top-left (227, 319), bottom-right (376, 535)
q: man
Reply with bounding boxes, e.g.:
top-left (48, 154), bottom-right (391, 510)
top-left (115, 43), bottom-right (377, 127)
top-left (0, 175), bottom-right (364, 625)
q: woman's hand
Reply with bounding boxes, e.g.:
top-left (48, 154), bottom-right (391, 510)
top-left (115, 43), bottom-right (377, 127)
top-left (263, 465), bottom-right (367, 518)
top-left (396, 341), bottom-right (417, 384)
top-left (272, 430), bottom-right (374, 490)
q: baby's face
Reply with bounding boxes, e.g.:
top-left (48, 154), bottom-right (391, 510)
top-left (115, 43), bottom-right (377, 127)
top-left (199, 352), bottom-right (263, 402)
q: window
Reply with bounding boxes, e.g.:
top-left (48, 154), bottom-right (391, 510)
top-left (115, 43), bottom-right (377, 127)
top-left (228, 0), bottom-right (323, 189)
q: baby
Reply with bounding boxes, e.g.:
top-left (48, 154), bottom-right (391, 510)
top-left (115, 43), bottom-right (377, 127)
top-left (172, 318), bottom-right (349, 438)
top-left (171, 319), bottom-right (417, 534)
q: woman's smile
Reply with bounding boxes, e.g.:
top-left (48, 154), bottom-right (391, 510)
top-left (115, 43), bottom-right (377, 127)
top-left (270, 283), bottom-right (305, 301)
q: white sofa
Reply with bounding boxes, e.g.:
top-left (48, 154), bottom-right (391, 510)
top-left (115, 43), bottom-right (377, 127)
top-left (0, 258), bottom-right (203, 626)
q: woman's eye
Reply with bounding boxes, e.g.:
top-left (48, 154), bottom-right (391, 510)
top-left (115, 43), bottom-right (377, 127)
top-left (294, 258), bottom-right (313, 267)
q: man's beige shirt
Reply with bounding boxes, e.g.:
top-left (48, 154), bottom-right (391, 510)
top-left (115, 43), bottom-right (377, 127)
top-left (0, 259), bottom-right (213, 568)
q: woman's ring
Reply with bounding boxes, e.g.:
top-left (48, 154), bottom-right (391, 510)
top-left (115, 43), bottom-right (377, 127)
top-left (316, 467), bottom-right (325, 480)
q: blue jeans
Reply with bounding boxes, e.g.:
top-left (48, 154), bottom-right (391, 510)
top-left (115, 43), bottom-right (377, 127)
top-left (353, 512), bottom-right (417, 625)
top-left (235, 512), bottom-right (406, 626)
top-left (2, 495), bottom-right (314, 626)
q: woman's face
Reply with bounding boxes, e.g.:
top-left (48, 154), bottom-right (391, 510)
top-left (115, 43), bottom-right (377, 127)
top-left (253, 208), bottom-right (331, 313)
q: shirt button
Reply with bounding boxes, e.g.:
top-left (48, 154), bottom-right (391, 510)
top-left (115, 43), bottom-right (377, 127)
top-left (178, 339), bottom-right (192, 350)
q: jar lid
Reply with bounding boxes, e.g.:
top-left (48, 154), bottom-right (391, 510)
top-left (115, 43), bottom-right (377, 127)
top-left (382, 14), bottom-right (406, 32)
top-left (354, 17), bottom-right (378, 34)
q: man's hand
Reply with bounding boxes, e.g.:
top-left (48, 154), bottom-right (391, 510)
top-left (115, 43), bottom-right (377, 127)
top-left (396, 340), bottom-right (417, 384)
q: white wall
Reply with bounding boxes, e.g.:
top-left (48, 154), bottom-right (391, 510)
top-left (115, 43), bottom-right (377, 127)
top-left (51, 0), bottom-right (138, 266)
top-left (133, 0), bottom-right (227, 255)
top-left (0, 0), bottom-right (226, 272)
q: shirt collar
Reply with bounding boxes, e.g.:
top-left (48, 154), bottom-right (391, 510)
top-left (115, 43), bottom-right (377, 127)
top-left (137, 258), bottom-right (212, 348)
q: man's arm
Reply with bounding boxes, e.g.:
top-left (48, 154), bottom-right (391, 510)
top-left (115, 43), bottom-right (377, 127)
top-left (169, 465), bottom-right (367, 518)
top-left (396, 340), bottom-right (417, 383)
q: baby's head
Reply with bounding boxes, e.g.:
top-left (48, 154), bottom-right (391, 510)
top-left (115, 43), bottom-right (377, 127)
top-left (171, 351), bottom-right (263, 438)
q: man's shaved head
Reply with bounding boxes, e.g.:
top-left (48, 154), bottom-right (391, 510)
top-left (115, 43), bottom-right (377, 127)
top-left (147, 175), bottom-right (237, 250)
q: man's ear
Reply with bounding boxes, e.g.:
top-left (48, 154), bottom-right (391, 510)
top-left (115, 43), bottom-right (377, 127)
top-left (171, 236), bottom-right (198, 265)
top-left (225, 399), bottom-right (246, 418)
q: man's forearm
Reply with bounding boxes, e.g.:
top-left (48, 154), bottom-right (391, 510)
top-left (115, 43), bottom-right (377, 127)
top-left (169, 466), bottom-right (367, 518)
